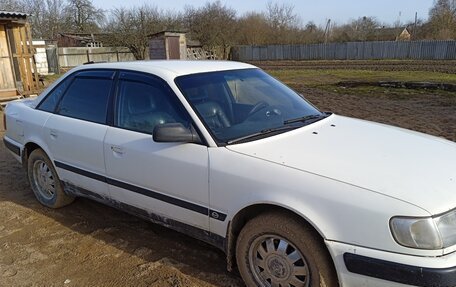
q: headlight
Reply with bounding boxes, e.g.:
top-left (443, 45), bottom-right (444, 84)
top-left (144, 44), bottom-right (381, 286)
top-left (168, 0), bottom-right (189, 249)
top-left (390, 209), bottom-right (456, 250)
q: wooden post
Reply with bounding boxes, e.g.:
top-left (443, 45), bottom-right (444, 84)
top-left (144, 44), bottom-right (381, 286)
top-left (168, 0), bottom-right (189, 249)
top-left (26, 23), bottom-right (39, 92)
top-left (20, 26), bottom-right (33, 93)
top-left (4, 25), bottom-right (18, 92)
top-left (12, 26), bottom-right (27, 93)
top-left (116, 50), bottom-right (119, 62)
top-left (86, 50), bottom-right (90, 62)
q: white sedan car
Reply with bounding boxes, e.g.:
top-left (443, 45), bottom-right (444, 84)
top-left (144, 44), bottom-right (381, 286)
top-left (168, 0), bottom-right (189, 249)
top-left (3, 61), bottom-right (456, 287)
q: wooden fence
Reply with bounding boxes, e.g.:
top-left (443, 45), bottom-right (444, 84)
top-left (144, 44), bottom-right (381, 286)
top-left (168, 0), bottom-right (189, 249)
top-left (45, 47), bottom-right (137, 72)
top-left (231, 40), bottom-right (456, 61)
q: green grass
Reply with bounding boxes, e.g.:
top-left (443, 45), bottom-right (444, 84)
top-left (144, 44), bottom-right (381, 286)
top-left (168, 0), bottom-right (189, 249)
top-left (267, 69), bottom-right (456, 97)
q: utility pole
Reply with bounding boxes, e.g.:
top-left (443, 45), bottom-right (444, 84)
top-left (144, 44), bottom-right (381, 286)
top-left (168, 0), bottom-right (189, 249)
top-left (396, 11), bottom-right (402, 27)
top-left (413, 12), bottom-right (418, 40)
top-left (324, 19), bottom-right (331, 43)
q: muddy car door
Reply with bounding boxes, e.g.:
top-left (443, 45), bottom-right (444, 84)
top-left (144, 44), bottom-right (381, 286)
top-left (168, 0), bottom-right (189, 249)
top-left (103, 71), bottom-right (210, 231)
top-left (42, 70), bottom-right (115, 199)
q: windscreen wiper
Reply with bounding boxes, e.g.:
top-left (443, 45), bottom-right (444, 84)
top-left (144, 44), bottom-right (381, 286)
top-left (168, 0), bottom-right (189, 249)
top-left (283, 113), bottom-right (327, 125)
top-left (227, 126), bottom-right (298, 145)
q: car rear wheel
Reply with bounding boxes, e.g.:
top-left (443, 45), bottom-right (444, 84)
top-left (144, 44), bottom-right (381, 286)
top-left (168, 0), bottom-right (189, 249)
top-left (27, 149), bottom-right (75, 208)
top-left (236, 212), bottom-right (338, 287)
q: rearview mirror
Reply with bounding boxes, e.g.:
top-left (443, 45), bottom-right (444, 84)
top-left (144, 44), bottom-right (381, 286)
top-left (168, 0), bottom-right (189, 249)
top-left (153, 123), bottom-right (202, 144)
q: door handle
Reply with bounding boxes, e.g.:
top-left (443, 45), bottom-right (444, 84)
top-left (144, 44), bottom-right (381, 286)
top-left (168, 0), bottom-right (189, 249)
top-left (111, 145), bottom-right (124, 155)
top-left (50, 129), bottom-right (58, 138)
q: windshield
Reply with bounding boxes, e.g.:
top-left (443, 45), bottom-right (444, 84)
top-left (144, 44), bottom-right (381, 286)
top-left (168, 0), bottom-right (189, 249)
top-left (175, 68), bottom-right (324, 145)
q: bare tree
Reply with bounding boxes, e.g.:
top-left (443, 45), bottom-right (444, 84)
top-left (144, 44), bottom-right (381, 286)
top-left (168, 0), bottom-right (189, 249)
top-left (106, 5), bottom-right (174, 60)
top-left (65, 0), bottom-right (104, 33)
top-left (44, 0), bottom-right (69, 38)
top-left (184, 1), bottom-right (237, 59)
top-left (0, 0), bottom-right (23, 10)
top-left (236, 12), bottom-right (270, 45)
top-left (266, 2), bottom-right (299, 30)
top-left (1, 0), bottom-right (69, 39)
top-left (264, 2), bottom-right (301, 44)
top-left (22, 0), bottom-right (45, 36)
top-left (299, 21), bottom-right (325, 43)
top-left (22, 0), bottom-right (68, 38)
top-left (428, 0), bottom-right (456, 39)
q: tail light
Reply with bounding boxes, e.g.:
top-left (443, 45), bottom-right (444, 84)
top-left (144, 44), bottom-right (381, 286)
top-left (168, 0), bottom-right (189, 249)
top-left (2, 112), bottom-right (6, 131)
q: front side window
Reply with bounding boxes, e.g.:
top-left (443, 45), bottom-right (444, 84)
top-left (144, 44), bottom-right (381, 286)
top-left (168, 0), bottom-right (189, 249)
top-left (175, 69), bottom-right (324, 144)
top-left (57, 71), bottom-right (114, 124)
top-left (115, 72), bottom-right (189, 134)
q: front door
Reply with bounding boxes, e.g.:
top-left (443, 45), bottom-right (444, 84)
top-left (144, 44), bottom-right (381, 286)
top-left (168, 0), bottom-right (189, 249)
top-left (103, 71), bottom-right (210, 230)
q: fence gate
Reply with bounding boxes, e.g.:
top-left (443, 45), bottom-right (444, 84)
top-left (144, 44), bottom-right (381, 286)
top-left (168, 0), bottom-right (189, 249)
top-left (46, 47), bottom-right (59, 74)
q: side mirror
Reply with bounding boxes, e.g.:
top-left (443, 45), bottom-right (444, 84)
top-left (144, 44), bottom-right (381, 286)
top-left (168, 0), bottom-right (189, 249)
top-left (153, 123), bottom-right (202, 144)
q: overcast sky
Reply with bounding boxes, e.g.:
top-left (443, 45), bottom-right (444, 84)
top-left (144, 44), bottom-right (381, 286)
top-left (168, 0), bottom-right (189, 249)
top-left (92, 0), bottom-right (435, 26)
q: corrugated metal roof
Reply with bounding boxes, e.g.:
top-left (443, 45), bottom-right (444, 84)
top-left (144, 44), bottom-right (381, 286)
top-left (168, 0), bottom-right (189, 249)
top-left (0, 11), bottom-right (29, 19)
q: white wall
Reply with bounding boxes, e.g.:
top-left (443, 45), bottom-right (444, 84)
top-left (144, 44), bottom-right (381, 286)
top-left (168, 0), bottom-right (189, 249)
top-left (32, 40), bottom-right (49, 75)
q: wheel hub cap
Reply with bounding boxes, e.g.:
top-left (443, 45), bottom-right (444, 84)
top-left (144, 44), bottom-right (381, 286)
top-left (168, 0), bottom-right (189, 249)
top-left (249, 235), bottom-right (310, 287)
top-left (33, 160), bottom-right (56, 200)
top-left (267, 255), bottom-right (289, 279)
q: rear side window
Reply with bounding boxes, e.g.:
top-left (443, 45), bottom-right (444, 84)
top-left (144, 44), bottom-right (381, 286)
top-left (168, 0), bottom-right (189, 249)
top-left (37, 76), bottom-right (73, 112)
top-left (57, 72), bottom-right (114, 124)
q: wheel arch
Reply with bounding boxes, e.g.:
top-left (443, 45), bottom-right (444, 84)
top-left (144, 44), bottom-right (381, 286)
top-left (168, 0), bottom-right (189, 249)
top-left (22, 140), bottom-right (52, 170)
top-left (225, 203), bottom-right (329, 272)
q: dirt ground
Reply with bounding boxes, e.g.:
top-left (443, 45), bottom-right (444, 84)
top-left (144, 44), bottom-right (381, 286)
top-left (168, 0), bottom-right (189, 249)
top-left (0, 65), bottom-right (455, 287)
top-left (253, 60), bottom-right (456, 74)
top-left (300, 86), bottom-right (456, 142)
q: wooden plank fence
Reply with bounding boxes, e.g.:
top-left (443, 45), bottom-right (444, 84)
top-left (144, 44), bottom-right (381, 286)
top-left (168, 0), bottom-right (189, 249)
top-left (55, 47), bottom-right (136, 69)
top-left (231, 40), bottom-right (456, 61)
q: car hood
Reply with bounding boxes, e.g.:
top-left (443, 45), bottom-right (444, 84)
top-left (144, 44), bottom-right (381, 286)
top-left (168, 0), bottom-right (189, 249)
top-left (227, 114), bottom-right (456, 215)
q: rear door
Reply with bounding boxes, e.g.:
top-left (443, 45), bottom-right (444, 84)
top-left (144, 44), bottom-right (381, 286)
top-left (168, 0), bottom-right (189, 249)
top-left (43, 70), bottom-right (115, 198)
top-left (103, 71), bottom-right (211, 230)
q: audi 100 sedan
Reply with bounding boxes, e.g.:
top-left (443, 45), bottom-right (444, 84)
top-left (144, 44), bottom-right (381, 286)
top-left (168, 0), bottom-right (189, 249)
top-left (3, 61), bottom-right (456, 287)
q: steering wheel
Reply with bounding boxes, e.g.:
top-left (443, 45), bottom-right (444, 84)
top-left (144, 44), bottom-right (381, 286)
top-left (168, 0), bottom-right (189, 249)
top-left (247, 101), bottom-right (270, 117)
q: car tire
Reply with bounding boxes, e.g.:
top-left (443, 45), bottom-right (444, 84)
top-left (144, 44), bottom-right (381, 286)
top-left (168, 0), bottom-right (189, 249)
top-left (236, 212), bottom-right (338, 287)
top-left (27, 149), bottom-right (75, 208)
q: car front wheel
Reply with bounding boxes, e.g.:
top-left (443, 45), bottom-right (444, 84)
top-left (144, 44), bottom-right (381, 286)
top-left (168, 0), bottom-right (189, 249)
top-left (27, 149), bottom-right (75, 208)
top-left (236, 212), bottom-right (338, 287)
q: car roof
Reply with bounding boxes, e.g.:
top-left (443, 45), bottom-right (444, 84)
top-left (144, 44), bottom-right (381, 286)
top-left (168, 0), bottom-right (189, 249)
top-left (70, 60), bottom-right (257, 80)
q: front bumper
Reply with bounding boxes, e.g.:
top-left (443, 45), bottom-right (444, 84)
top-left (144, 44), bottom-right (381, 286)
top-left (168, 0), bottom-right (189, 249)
top-left (344, 253), bottom-right (456, 287)
top-left (327, 241), bottom-right (456, 287)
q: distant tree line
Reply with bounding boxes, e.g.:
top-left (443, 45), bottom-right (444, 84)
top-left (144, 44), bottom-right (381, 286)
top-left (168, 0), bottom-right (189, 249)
top-left (1, 0), bottom-right (456, 59)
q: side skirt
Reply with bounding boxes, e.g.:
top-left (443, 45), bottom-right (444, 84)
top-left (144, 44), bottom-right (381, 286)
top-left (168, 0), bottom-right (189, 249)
top-left (62, 182), bottom-right (226, 252)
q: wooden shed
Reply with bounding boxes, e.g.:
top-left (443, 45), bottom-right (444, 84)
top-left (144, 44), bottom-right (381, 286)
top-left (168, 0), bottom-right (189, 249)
top-left (0, 11), bottom-right (39, 100)
top-left (148, 31), bottom-right (187, 60)
top-left (374, 27), bottom-right (412, 41)
top-left (56, 33), bottom-right (105, 48)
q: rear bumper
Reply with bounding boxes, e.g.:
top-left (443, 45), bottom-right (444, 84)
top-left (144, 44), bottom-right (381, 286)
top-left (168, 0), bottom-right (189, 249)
top-left (3, 136), bottom-right (23, 164)
top-left (344, 253), bottom-right (456, 287)
top-left (327, 241), bottom-right (456, 287)
top-left (3, 136), bottom-right (21, 156)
